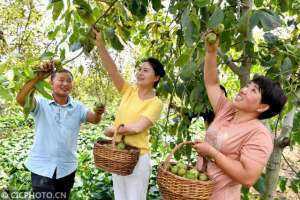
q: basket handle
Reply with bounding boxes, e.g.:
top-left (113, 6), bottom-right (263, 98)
top-left (112, 124), bottom-right (125, 149)
top-left (163, 141), bottom-right (196, 171)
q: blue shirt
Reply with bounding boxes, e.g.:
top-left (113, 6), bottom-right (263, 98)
top-left (25, 96), bottom-right (89, 179)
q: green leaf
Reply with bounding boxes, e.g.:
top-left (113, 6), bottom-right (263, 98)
top-left (106, 28), bottom-right (115, 39)
top-left (151, 0), bottom-right (163, 11)
top-left (79, 65), bottom-right (84, 74)
top-left (110, 35), bottom-right (124, 51)
top-left (52, 0), bottom-right (64, 21)
top-left (74, 0), bottom-right (92, 13)
top-left (278, 176), bottom-right (287, 192)
top-left (181, 8), bottom-right (194, 47)
top-left (291, 112), bottom-right (300, 145)
top-left (278, 0), bottom-right (289, 12)
top-left (0, 85), bottom-right (11, 100)
top-left (194, 0), bottom-right (210, 8)
top-left (47, 25), bottom-right (61, 40)
top-left (241, 186), bottom-right (250, 199)
top-left (127, 0), bottom-right (148, 20)
top-left (0, 63), bottom-right (8, 74)
top-left (60, 48), bottom-right (65, 61)
top-left (40, 52), bottom-right (55, 60)
top-left (189, 9), bottom-right (201, 41)
top-left (281, 57), bottom-right (292, 74)
top-left (190, 85), bottom-right (202, 103)
top-left (254, 0), bottom-right (263, 7)
top-left (253, 175), bottom-right (265, 196)
top-left (250, 10), bottom-right (260, 30)
top-left (245, 41), bottom-right (255, 57)
top-left (23, 89), bottom-right (35, 119)
top-left (258, 10), bottom-right (282, 31)
top-left (208, 9), bottom-right (224, 28)
top-left (117, 25), bottom-right (131, 41)
top-left (175, 83), bottom-right (185, 98)
top-left (180, 62), bottom-right (197, 81)
top-left (64, 10), bottom-right (71, 32)
top-left (74, 0), bottom-right (95, 25)
top-left (105, 28), bottom-right (124, 51)
top-left (35, 82), bottom-right (52, 100)
top-left (175, 49), bottom-right (193, 66)
top-left (23, 66), bottom-right (35, 79)
top-left (290, 179), bottom-right (299, 193)
top-left (263, 32), bottom-right (279, 44)
top-left (160, 80), bottom-right (173, 94)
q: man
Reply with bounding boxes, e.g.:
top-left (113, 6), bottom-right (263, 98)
top-left (16, 61), bottom-right (105, 200)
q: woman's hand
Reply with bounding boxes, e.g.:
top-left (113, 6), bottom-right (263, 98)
top-left (104, 127), bottom-right (115, 137)
top-left (192, 141), bottom-right (219, 159)
top-left (92, 26), bottom-right (104, 47)
top-left (204, 32), bottom-right (219, 54)
top-left (117, 124), bottom-right (130, 136)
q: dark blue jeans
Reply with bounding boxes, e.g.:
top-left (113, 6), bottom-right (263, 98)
top-left (31, 170), bottom-right (76, 200)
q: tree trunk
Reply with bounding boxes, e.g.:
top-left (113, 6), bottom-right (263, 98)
top-left (239, 0), bottom-right (253, 87)
top-left (263, 88), bottom-right (300, 199)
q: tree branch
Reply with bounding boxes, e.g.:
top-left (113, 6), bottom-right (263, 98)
top-left (282, 153), bottom-right (299, 178)
top-left (18, 2), bottom-right (33, 52)
top-left (94, 0), bottom-right (118, 25)
top-left (163, 74), bottom-right (180, 131)
top-left (62, 49), bottom-right (84, 66)
top-left (217, 49), bottom-right (241, 75)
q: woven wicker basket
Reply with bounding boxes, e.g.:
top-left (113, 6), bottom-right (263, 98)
top-left (157, 141), bottom-right (214, 200)
top-left (93, 126), bottom-right (140, 176)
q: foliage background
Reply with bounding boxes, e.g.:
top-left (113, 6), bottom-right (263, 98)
top-left (1, 0), bottom-right (300, 199)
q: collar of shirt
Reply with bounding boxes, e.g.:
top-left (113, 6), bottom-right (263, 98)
top-left (49, 96), bottom-right (74, 108)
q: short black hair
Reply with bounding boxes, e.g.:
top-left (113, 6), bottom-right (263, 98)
top-left (252, 75), bottom-right (287, 119)
top-left (142, 57), bottom-right (165, 88)
top-left (50, 69), bottom-right (73, 81)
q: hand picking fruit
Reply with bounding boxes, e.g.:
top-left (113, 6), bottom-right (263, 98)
top-left (205, 23), bottom-right (224, 45)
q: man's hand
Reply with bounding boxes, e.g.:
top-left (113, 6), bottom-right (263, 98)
top-left (36, 61), bottom-right (54, 81)
top-left (86, 105), bottom-right (105, 124)
top-left (94, 104), bottom-right (105, 116)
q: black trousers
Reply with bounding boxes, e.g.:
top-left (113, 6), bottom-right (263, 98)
top-left (31, 170), bottom-right (76, 200)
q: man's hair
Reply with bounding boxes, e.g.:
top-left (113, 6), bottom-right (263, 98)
top-left (252, 75), bottom-right (287, 119)
top-left (142, 57), bottom-right (166, 88)
top-left (50, 69), bottom-right (73, 81)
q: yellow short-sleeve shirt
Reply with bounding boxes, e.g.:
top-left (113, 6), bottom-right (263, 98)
top-left (114, 82), bottom-right (163, 155)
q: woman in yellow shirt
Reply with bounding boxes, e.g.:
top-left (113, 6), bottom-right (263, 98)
top-left (93, 28), bottom-right (165, 200)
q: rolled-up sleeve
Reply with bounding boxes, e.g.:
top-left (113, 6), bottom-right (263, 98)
top-left (78, 102), bottom-right (89, 124)
top-left (240, 131), bottom-right (273, 166)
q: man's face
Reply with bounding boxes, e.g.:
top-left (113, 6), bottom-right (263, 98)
top-left (50, 72), bottom-right (73, 97)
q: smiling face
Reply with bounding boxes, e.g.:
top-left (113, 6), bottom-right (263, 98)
top-left (50, 72), bottom-right (73, 97)
top-left (136, 62), bottom-right (160, 88)
top-left (233, 82), bottom-right (269, 115)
